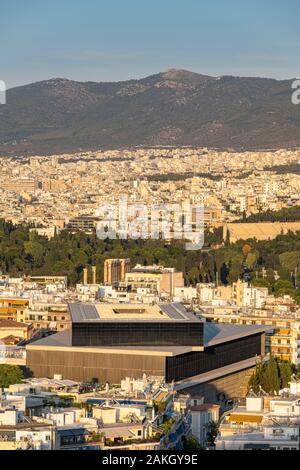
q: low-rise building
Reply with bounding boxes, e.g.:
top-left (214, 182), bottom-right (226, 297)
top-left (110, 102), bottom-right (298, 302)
top-left (216, 394), bottom-right (300, 451)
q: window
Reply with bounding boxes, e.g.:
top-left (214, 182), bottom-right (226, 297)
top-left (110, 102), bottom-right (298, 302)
top-left (166, 334), bottom-right (262, 382)
top-left (72, 321), bottom-right (204, 347)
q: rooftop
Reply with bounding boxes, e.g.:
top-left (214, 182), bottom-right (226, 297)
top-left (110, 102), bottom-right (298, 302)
top-left (204, 323), bottom-right (268, 347)
top-left (27, 321), bottom-right (267, 358)
top-left (0, 319), bottom-right (30, 329)
top-left (69, 302), bottom-right (202, 323)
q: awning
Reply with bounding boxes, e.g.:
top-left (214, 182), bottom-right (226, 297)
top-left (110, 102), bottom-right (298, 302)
top-left (58, 428), bottom-right (90, 438)
top-left (228, 414), bottom-right (263, 424)
top-left (103, 428), bottom-right (137, 439)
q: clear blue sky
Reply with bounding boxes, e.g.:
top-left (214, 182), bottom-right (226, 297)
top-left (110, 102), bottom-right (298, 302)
top-left (1, 0), bottom-right (300, 88)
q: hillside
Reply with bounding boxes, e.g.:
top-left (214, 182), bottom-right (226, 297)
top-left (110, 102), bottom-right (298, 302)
top-left (0, 69), bottom-right (299, 155)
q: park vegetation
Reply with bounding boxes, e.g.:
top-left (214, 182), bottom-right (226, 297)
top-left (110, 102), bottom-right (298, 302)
top-left (240, 205), bottom-right (300, 223)
top-left (1, 220), bottom-right (300, 304)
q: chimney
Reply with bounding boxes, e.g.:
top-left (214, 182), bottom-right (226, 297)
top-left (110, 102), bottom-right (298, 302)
top-left (92, 266), bottom-right (97, 285)
top-left (83, 268), bottom-right (88, 285)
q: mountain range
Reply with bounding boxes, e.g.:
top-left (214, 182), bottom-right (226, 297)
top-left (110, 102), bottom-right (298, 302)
top-left (0, 69), bottom-right (299, 155)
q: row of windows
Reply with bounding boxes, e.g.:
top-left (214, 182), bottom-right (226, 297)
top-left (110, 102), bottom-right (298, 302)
top-left (72, 322), bottom-right (203, 347)
top-left (213, 318), bottom-right (292, 328)
top-left (35, 323), bottom-right (66, 330)
top-left (28, 315), bottom-right (67, 321)
top-left (166, 334), bottom-right (262, 382)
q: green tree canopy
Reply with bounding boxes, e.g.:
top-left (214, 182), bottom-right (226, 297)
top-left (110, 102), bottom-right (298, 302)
top-left (0, 365), bottom-right (24, 388)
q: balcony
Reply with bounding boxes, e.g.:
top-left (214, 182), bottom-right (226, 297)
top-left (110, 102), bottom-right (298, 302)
top-left (0, 346), bottom-right (26, 365)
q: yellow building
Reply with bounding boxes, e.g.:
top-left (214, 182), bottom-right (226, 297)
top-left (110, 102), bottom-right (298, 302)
top-left (0, 298), bottom-right (29, 324)
top-left (0, 308), bottom-right (17, 321)
top-left (0, 320), bottom-right (33, 342)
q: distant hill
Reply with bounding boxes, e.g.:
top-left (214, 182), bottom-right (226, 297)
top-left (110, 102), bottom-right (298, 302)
top-left (0, 69), bottom-right (300, 155)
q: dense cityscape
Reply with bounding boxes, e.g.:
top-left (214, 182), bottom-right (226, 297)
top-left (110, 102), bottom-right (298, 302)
top-left (1, 0), bottom-right (300, 460)
top-left (1, 148), bottom-right (300, 229)
top-left (0, 145), bottom-right (300, 452)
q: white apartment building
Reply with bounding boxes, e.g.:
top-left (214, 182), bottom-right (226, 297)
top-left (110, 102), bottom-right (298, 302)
top-left (216, 394), bottom-right (300, 451)
top-left (190, 404), bottom-right (220, 447)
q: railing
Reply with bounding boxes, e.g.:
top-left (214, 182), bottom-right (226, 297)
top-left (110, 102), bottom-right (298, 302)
top-left (0, 346), bottom-right (26, 359)
top-left (103, 438), bottom-right (160, 448)
top-left (220, 423), bottom-right (300, 441)
top-left (0, 346), bottom-right (26, 364)
top-left (0, 435), bottom-right (15, 442)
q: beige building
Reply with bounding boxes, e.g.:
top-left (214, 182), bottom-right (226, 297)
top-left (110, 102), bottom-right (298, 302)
top-left (223, 222), bottom-right (300, 244)
top-left (0, 320), bottom-right (33, 342)
top-left (125, 267), bottom-right (184, 297)
top-left (0, 179), bottom-right (37, 194)
top-left (19, 304), bottom-right (70, 332)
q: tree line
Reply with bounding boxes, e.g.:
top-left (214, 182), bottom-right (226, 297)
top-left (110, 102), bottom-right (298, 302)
top-left (1, 219), bottom-right (300, 299)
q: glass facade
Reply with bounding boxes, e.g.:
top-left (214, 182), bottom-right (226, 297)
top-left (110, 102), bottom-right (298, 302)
top-left (72, 321), bottom-right (204, 347)
top-left (166, 334), bottom-right (262, 382)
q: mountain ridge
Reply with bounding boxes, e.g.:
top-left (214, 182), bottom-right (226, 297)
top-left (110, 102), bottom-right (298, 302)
top-left (0, 69), bottom-right (299, 155)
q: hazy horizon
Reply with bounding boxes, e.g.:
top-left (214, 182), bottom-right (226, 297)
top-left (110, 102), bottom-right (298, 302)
top-left (1, 0), bottom-right (300, 89)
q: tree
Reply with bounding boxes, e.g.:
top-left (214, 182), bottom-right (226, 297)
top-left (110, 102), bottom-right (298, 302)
top-left (261, 357), bottom-right (281, 394)
top-left (153, 400), bottom-right (166, 415)
top-left (242, 244), bottom-right (252, 258)
top-left (251, 277), bottom-right (270, 289)
top-left (0, 365), bottom-right (24, 388)
top-left (246, 252), bottom-right (257, 270)
top-left (184, 435), bottom-right (203, 451)
top-left (206, 421), bottom-right (219, 447)
top-left (248, 359), bottom-right (293, 395)
top-left (249, 361), bottom-right (265, 394)
top-left (24, 240), bottom-right (44, 265)
top-left (278, 362), bottom-right (294, 389)
top-left (279, 252), bottom-right (300, 272)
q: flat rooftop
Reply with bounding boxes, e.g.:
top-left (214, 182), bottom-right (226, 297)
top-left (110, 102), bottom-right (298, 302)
top-left (69, 302), bottom-right (202, 323)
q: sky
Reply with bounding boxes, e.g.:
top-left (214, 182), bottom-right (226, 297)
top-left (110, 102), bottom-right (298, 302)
top-left (1, 0), bottom-right (300, 88)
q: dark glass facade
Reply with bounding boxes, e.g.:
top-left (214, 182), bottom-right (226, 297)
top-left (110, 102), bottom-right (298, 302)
top-left (72, 321), bottom-right (203, 347)
top-left (166, 334), bottom-right (262, 382)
